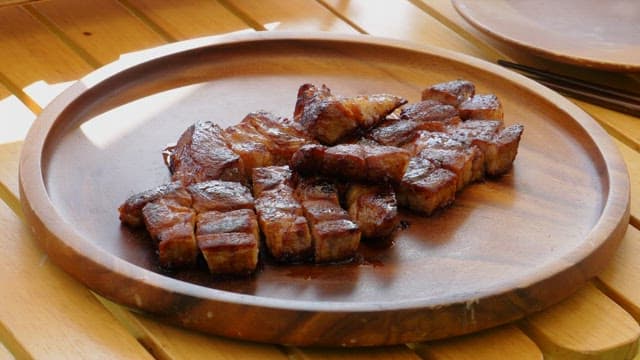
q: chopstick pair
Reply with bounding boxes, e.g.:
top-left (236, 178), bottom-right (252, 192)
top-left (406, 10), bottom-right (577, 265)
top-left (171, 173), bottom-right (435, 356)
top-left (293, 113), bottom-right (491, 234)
top-left (498, 60), bottom-right (640, 117)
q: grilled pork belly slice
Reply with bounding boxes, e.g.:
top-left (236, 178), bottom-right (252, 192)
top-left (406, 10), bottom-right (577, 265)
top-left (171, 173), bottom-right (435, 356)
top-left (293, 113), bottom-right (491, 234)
top-left (367, 100), bottom-right (460, 147)
top-left (196, 209), bottom-right (260, 275)
top-left (187, 180), bottom-right (254, 213)
top-left (290, 143), bottom-right (411, 184)
top-left (223, 122), bottom-right (274, 176)
top-left (421, 79), bottom-right (475, 107)
top-left (458, 94), bottom-right (504, 121)
top-left (252, 166), bottom-right (312, 262)
top-left (294, 83), bottom-right (406, 145)
top-left (398, 100), bottom-right (461, 129)
top-left (142, 198), bottom-right (197, 268)
top-left (197, 209), bottom-right (260, 239)
top-left (118, 181), bottom-right (191, 227)
top-left (345, 183), bottom-right (398, 240)
top-left (451, 120), bottom-right (523, 177)
top-left (397, 156), bottom-right (458, 215)
top-left (406, 131), bottom-right (481, 190)
top-left (240, 111), bottom-right (311, 164)
top-left (170, 120), bottom-right (245, 186)
top-left (197, 233), bottom-right (258, 275)
top-left (295, 177), bottom-right (361, 263)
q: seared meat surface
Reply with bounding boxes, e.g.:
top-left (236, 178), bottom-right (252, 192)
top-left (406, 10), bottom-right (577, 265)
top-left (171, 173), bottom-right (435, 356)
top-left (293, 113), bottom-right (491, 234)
top-left (294, 83), bottom-right (406, 145)
top-left (196, 209), bottom-right (260, 275)
top-left (252, 166), bottom-right (313, 262)
top-left (170, 121), bottom-right (245, 186)
top-left (458, 94), bottom-right (504, 121)
top-left (345, 183), bottom-right (398, 240)
top-left (290, 143), bottom-right (411, 184)
top-left (142, 197), bottom-right (197, 268)
top-left (187, 180), bottom-right (254, 213)
top-left (295, 177), bottom-right (361, 263)
top-left (421, 79), bottom-right (475, 107)
top-left (119, 181), bottom-right (190, 227)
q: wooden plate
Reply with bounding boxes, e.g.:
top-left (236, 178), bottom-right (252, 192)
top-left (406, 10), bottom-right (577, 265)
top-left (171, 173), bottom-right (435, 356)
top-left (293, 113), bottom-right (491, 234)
top-left (19, 32), bottom-right (629, 346)
top-left (453, 0), bottom-right (640, 71)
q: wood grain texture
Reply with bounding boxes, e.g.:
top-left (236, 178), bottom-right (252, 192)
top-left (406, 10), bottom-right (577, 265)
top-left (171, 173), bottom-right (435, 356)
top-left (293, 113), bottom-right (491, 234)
top-left (123, 0), bottom-right (250, 40)
top-left (521, 283), bottom-right (640, 359)
top-left (0, 6), bottom-right (91, 88)
top-left (135, 315), bottom-right (289, 360)
top-left (289, 346), bottom-right (421, 360)
top-left (31, 0), bottom-right (166, 66)
top-left (413, 325), bottom-right (542, 359)
top-left (0, 200), bottom-right (154, 359)
top-left (598, 226), bottom-right (640, 321)
top-left (223, 0), bottom-right (356, 32)
top-left (322, 0), bottom-right (488, 59)
top-left (0, 142), bottom-right (22, 214)
top-left (451, 0), bottom-right (640, 71)
top-left (18, 33), bottom-right (630, 346)
top-left (615, 140), bottom-right (640, 228)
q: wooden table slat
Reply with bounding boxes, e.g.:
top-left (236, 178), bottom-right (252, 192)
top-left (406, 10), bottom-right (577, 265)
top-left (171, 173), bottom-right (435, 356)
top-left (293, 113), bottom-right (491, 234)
top-left (222, 0), bottom-right (357, 33)
top-left (0, 200), bottom-right (154, 359)
top-left (123, 0), bottom-right (250, 41)
top-left (31, 0), bottom-right (167, 66)
top-left (597, 225), bottom-right (640, 320)
top-left (319, 0), bottom-right (488, 60)
top-left (413, 325), bottom-right (542, 360)
top-left (0, 6), bottom-right (91, 90)
top-left (289, 346), bottom-right (421, 360)
top-left (520, 282), bottom-right (640, 359)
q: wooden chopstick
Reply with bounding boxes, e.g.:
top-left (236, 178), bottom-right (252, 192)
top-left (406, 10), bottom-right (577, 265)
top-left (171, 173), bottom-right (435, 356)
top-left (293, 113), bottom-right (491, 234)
top-left (497, 60), bottom-right (640, 117)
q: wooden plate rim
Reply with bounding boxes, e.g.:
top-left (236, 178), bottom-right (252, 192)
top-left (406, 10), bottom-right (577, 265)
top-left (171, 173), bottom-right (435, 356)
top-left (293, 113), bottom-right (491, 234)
top-left (452, 0), bottom-right (640, 72)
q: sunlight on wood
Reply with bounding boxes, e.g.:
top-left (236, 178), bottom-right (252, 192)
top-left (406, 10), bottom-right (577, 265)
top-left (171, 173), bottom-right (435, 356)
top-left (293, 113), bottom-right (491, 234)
top-left (0, 95), bottom-right (34, 144)
top-left (79, 84), bottom-right (201, 149)
top-left (23, 80), bottom-right (75, 109)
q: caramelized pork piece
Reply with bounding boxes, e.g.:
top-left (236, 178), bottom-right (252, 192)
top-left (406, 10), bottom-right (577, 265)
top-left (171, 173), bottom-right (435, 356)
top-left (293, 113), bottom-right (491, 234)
top-left (142, 198), bottom-right (197, 268)
top-left (345, 184), bottom-right (398, 240)
top-left (451, 120), bottom-right (523, 177)
top-left (240, 111), bottom-right (312, 163)
top-left (170, 120), bottom-right (245, 185)
top-left (187, 180), bottom-right (254, 213)
top-left (399, 100), bottom-right (461, 128)
top-left (196, 209), bottom-right (260, 275)
top-left (406, 131), bottom-right (483, 189)
top-left (251, 165), bottom-right (295, 196)
top-left (118, 181), bottom-right (191, 227)
top-left (458, 94), bottom-right (504, 121)
top-left (295, 177), bottom-right (360, 263)
top-left (396, 156), bottom-right (458, 215)
top-left (367, 100), bottom-right (460, 146)
top-left (252, 166), bottom-right (312, 262)
top-left (290, 143), bottom-right (411, 184)
top-left (421, 79), bottom-right (475, 107)
top-left (294, 83), bottom-right (406, 145)
top-left (223, 122), bottom-right (274, 176)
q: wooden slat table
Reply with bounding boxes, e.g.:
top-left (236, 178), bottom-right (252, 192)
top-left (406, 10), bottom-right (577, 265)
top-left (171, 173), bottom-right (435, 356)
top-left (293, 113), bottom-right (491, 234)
top-left (1, 1), bottom-right (639, 358)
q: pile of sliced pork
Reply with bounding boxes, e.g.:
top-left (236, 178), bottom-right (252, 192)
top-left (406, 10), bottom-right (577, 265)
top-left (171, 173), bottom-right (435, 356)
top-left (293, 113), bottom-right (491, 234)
top-left (118, 80), bottom-right (524, 276)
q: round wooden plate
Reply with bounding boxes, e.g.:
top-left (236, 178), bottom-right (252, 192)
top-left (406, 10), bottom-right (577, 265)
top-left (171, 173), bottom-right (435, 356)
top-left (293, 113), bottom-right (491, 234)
top-left (19, 32), bottom-right (629, 346)
top-left (452, 0), bottom-right (640, 71)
